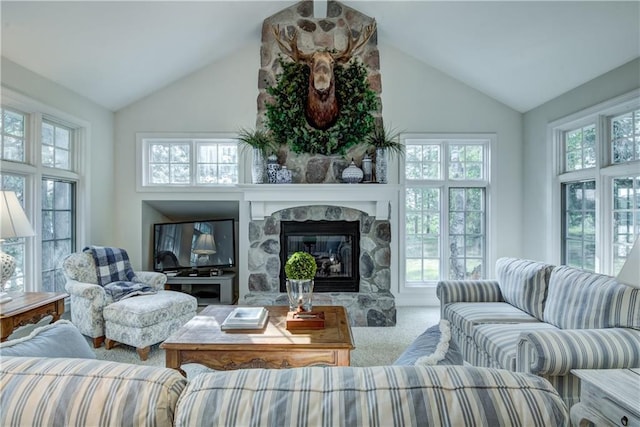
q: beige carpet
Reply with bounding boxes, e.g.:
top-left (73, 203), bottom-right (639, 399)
top-left (91, 306), bottom-right (440, 378)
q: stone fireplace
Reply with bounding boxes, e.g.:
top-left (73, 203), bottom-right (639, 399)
top-left (243, 185), bottom-right (397, 326)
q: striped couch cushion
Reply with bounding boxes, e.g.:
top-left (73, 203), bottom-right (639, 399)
top-left (544, 265), bottom-right (640, 329)
top-left (0, 357), bottom-right (187, 427)
top-left (444, 302), bottom-right (542, 336)
top-left (473, 323), bottom-right (558, 370)
top-left (496, 258), bottom-right (555, 321)
top-left (175, 365), bottom-right (569, 427)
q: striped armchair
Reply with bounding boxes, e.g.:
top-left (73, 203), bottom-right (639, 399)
top-left (438, 258), bottom-right (640, 407)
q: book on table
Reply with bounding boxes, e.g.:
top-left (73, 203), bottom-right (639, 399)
top-left (221, 307), bottom-right (269, 330)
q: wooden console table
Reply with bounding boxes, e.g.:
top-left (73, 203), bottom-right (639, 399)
top-left (0, 292), bottom-right (68, 341)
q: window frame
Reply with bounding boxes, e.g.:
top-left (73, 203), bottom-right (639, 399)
top-left (1, 87), bottom-right (88, 292)
top-left (399, 133), bottom-right (496, 292)
top-left (550, 89), bottom-right (640, 274)
top-left (136, 133), bottom-right (241, 191)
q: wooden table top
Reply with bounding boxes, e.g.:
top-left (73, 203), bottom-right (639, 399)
top-left (0, 292), bottom-right (68, 317)
top-left (161, 305), bottom-right (354, 351)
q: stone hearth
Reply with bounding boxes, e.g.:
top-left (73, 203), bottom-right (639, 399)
top-left (244, 204), bottom-right (396, 326)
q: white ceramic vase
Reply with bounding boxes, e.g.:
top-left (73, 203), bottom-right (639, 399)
top-left (375, 148), bottom-right (388, 184)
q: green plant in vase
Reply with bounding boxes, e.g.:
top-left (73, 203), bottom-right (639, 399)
top-left (365, 124), bottom-right (404, 184)
top-left (284, 251), bottom-right (318, 312)
top-left (237, 128), bottom-right (278, 184)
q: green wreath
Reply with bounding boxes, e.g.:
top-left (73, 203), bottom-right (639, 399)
top-left (265, 57), bottom-right (378, 156)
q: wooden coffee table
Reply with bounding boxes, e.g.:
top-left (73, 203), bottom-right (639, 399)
top-left (160, 305), bottom-right (354, 374)
top-left (0, 292), bottom-right (68, 342)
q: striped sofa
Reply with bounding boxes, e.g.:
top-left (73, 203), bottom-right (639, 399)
top-left (0, 356), bottom-right (569, 426)
top-left (437, 257), bottom-right (640, 408)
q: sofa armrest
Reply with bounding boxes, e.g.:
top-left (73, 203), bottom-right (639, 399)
top-left (517, 328), bottom-right (640, 376)
top-left (135, 271), bottom-right (167, 291)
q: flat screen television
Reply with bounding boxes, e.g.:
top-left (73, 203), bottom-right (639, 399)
top-left (153, 219), bottom-right (236, 273)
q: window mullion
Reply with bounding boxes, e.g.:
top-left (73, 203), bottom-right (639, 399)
top-left (191, 140), bottom-right (198, 186)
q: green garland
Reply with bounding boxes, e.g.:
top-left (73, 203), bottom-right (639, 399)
top-left (265, 57), bottom-right (378, 155)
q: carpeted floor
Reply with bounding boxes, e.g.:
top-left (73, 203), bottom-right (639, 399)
top-left (90, 306), bottom-right (440, 378)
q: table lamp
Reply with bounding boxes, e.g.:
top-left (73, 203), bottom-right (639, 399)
top-left (1, 191), bottom-right (36, 303)
top-left (617, 235), bottom-right (640, 288)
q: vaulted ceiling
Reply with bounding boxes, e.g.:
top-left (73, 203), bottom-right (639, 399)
top-left (2, 1), bottom-right (638, 113)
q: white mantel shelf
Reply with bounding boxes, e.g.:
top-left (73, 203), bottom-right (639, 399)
top-left (240, 184), bottom-right (400, 221)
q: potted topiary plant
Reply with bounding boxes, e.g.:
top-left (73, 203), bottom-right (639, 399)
top-left (284, 251), bottom-right (318, 312)
top-left (237, 127), bottom-right (278, 184)
top-left (365, 124), bottom-right (404, 184)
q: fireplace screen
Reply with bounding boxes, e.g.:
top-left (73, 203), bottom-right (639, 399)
top-left (280, 220), bottom-right (360, 292)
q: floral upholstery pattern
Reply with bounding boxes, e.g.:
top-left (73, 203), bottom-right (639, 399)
top-left (62, 251), bottom-right (193, 355)
top-left (103, 291), bottom-right (197, 349)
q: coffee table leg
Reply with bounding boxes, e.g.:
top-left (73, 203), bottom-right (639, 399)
top-left (165, 349), bottom-right (186, 377)
top-left (0, 318), bottom-right (12, 342)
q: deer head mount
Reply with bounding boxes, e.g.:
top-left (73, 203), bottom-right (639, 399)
top-left (272, 22), bottom-right (376, 131)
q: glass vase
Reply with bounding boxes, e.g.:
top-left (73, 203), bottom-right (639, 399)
top-left (285, 279), bottom-right (314, 312)
top-left (251, 148), bottom-right (266, 184)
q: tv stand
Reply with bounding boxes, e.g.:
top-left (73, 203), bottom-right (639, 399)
top-left (165, 272), bottom-right (236, 305)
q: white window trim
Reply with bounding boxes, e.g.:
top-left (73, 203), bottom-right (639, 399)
top-left (1, 87), bottom-right (90, 291)
top-left (398, 133), bottom-right (497, 294)
top-left (549, 89), bottom-right (640, 272)
top-left (136, 132), bottom-right (242, 192)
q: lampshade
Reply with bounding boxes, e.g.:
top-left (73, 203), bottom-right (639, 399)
top-left (192, 233), bottom-right (216, 255)
top-left (617, 235), bottom-right (640, 289)
top-left (1, 191), bottom-right (35, 239)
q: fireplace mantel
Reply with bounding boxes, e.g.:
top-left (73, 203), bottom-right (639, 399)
top-left (241, 184), bottom-right (399, 220)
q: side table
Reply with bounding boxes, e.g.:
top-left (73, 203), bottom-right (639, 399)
top-left (0, 292), bottom-right (68, 341)
top-left (570, 368), bottom-right (640, 426)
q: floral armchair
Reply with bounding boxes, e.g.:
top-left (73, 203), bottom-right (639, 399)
top-left (61, 251), bottom-right (167, 348)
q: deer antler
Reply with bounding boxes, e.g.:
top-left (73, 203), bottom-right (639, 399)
top-left (272, 25), bottom-right (313, 63)
top-left (332, 22), bottom-right (377, 63)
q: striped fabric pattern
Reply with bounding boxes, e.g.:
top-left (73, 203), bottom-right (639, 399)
top-left (544, 265), bottom-right (640, 329)
top-left (472, 323), bottom-right (558, 370)
top-left (436, 280), bottom-right (503, 316)
top-left (517, 328), bottom-right (640, 376)
top-left (495, 258), bottom-right (554, 321)
top-left (444, 302), bottom-right (542, 336)
top-left (0, 356), bottom-right (187, 427)
top-left (174, 365), bottom-right (569, 427)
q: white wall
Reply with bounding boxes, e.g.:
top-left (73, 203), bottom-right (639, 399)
top-left (114, 44), bottom-right (258, 267)
top-left (114, 41), bottom-right (524, 306)
top-left (1, 57), bottom-right (116, 247)
top-left (522, 58), bottom-right (640, 263)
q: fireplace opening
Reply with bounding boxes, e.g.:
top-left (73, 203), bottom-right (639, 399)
top-left (280, 220), bottom-right (360, 292)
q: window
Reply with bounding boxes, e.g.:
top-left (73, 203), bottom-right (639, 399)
top-left (1, 108), bottom-right (26, 162)
top-left (402, 136), bottom-right (491, 287)
top-left (142, 137), bottom-right (239, 187)
top-left (41, 179), bottom-right (75, 292)
top-left (565, 125), bottom-right (596, 171)
top-left (0, 174), bottom-right (28, 291)
top-left (553, 91), bottom-right (640, 275)
top-left (563, 180), bottom-right (596, 270)
top-left (1, 94), bottom-right (82, 293)
top-left (612, 109), bottom-right (640, 164)
top-left (41, 120), bottom-right (72, 170)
